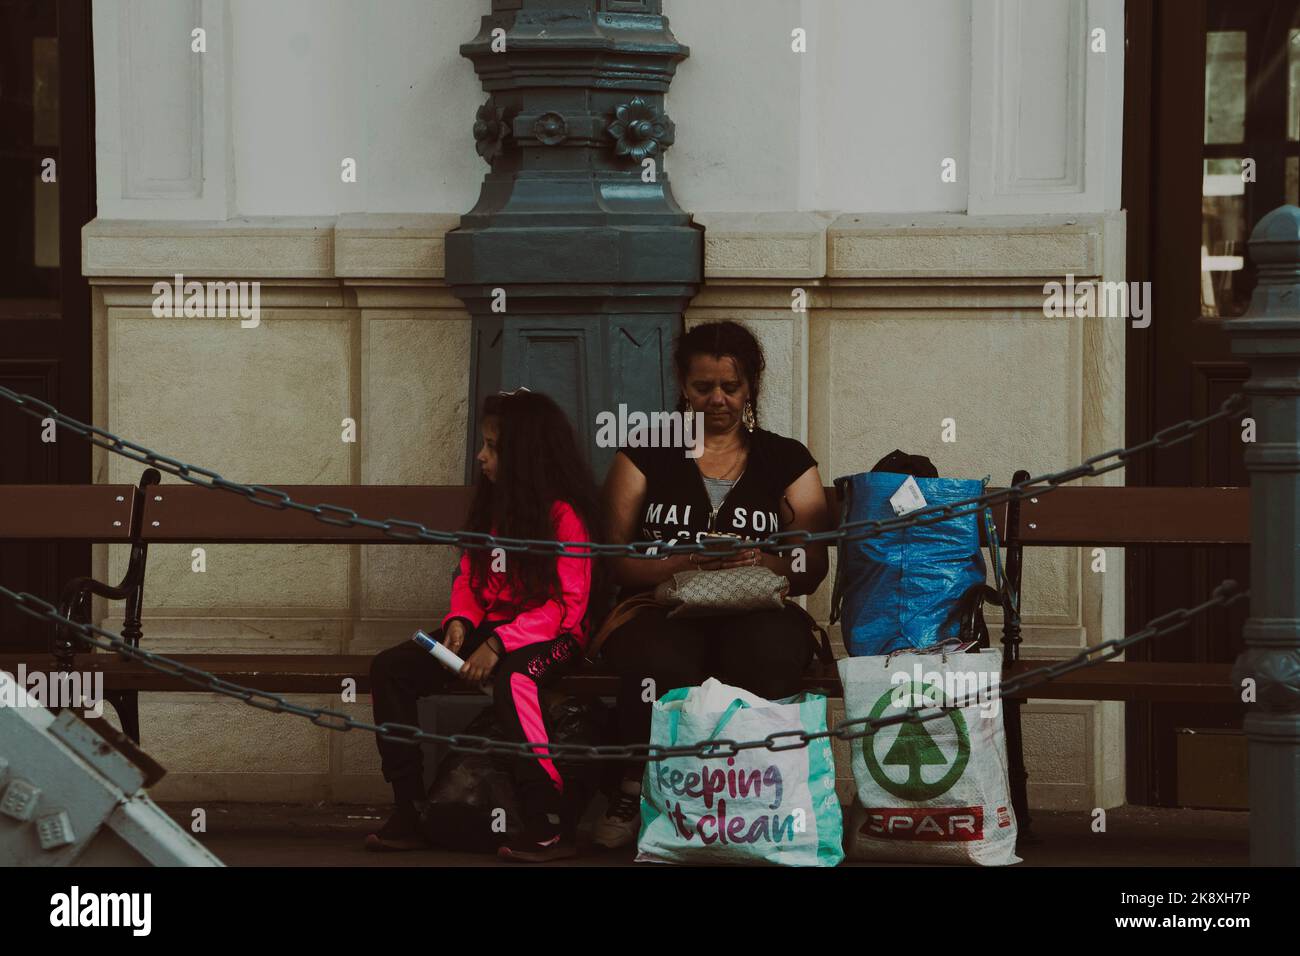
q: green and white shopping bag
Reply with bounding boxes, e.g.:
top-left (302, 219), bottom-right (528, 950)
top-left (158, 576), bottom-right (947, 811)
top-left (837, 647), bottom-right (1020, 865)
top-left (636, 678), bottom-right (844, 867)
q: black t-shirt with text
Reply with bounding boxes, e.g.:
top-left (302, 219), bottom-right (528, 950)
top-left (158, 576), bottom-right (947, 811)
top-left (619, 427), bottom-right (818, 554)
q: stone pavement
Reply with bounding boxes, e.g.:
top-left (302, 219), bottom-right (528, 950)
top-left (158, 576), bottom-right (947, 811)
top-left (160, 802), bottom-right (1248, 867)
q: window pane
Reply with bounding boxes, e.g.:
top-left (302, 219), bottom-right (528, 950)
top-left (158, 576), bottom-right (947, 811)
top-left (33, 36), bottom-right (58, 146)
top-left (0, 2), bottom-right (59, 303)
top-left (34, 172), bottom-right (59, 268)
top-left (0, 5), bottom-right (60, 308)
top-left (1201, 159), bottom-right (1250, 318)
top-left (1289, 29), bottom-right (1300, 141)
top-left (1205, 31), bottom-right (1246, 145)
top-left (32, 36), bottom-right (59, 271)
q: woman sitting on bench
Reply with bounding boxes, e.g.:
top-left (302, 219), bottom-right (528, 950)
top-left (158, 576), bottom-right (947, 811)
top-left (366, 389), bottom-right (602, 862)
top-left (590, 320), bottom-right (831, 850)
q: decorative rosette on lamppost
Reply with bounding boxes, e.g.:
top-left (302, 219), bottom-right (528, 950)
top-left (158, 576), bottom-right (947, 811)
top-left (608, 96), bottom-right (675, 162)
top-left (532, 111), bottom-right (568, 146)
top-left (473, 97), bottom-right (509, 164)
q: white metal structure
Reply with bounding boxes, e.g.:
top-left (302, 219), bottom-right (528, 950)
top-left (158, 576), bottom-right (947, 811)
top-left (0, 670), bottom-right (222, 867)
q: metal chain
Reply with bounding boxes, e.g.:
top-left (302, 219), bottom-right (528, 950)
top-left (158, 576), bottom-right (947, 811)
top-left (0, 385), bottom-right (1247, 559)
top-left (0, 579), bottom-right (1247, 764)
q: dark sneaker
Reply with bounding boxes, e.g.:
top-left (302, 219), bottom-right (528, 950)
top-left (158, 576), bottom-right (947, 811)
top-left (497, 824), bottom-right (577, 863)
top-left (592, 781), bottom-right (641, 850)
top-left (364, 803), bottom-right (427, 852)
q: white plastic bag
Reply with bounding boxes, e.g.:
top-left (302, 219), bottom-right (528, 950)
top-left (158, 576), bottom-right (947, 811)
top-left (636, 678), bottom-right (844, 866)
top-left (837, 648), bottom-right (1020, 865)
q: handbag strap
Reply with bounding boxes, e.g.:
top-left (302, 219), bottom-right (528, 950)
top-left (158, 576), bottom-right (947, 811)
top-left (948, 502), bottom-right (1016, 649)
top-left (982, 505), bottom-right (1006, 592)
top-left (785, 600), bottom-right (834, 666)
top-left (583, 592), bottom-right (660, 665)
top-left (982, 502), bottom-right (1022, 623)
top-left (828, 476), bottom-right (854, 625)
top-left (988, 497), bottom-right (1022, 624)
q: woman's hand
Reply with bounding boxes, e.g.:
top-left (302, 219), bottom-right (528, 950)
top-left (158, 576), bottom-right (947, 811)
top-left (442, 619), bottom-right (468, 655)
top-left (693, 546), bottom-right (766, 571)
top-left (460, 642), bottom-right (499, 683)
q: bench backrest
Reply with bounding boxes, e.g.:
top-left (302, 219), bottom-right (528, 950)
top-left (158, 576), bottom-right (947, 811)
top-left (0, 483), bottom-right (1250, 546)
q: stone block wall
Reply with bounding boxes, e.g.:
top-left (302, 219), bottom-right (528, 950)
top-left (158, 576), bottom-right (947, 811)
top-left (85, 210), bottom-right (1127, 810)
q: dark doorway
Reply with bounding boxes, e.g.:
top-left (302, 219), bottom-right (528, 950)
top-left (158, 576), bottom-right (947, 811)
top-left (1121, 0), bottom-right (1285, 806)
top-left (0, 0), bottom-right (95, 650)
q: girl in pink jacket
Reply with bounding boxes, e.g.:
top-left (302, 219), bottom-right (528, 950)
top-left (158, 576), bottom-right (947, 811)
top-left (367, 390), bottom-right (602, 862)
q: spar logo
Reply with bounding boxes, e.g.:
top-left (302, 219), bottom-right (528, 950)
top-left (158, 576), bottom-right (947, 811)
top-left (862, 682), bottom-right (970, 801)
top-left (862, 806), bottom-right (984, 841)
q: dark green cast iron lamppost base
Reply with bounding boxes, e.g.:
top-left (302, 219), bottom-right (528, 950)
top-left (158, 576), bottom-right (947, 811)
top-left (448, 0), bottom-right (703, 480)
top-left (1227, 204), bottom-right (1300, 866)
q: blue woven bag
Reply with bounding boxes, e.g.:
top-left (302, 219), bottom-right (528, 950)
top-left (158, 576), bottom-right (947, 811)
top-left (830, 471), bottom-right (1002, 657)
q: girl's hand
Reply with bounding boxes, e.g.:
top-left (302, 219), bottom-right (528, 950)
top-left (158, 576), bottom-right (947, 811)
top-left (442, 620), bottom-right (468, 654)
top-left (460, 642), bottom-right (499, 683)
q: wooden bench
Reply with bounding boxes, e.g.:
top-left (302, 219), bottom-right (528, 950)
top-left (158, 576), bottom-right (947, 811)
top-left (0, 468), bottom-right (1248, 844)
top-left (0, 468), bottom-right (1248, 729)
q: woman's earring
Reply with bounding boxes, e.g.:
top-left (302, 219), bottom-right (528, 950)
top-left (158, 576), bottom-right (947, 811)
top-left (742, 402), bottom-right (756, 432)
top-left (677, 395), bottom-right (690, 414)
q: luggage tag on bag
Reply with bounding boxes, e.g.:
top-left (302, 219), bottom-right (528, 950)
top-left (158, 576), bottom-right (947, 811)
top-left (888, 475), bottom-right (928, 516)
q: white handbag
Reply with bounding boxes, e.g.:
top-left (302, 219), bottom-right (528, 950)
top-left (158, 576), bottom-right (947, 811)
top-left (652, 566), bottom-right (790, 618)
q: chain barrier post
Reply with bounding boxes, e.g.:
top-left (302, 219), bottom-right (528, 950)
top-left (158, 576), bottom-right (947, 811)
top-left (1227, 204), bottom-right (1300, 866)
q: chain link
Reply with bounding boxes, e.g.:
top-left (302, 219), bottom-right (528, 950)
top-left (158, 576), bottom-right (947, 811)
top-left (0, 579), bottom-right (1247, 763)
top-left (0, 385), bottom-right (1247, 559)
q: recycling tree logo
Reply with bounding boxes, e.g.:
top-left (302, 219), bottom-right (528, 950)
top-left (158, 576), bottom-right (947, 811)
top-left (863, 683), bottom-right (970, 801)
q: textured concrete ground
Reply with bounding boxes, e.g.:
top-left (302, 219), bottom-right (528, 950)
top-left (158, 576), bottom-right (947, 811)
top-left (159, 802), bottom-right (1249, 867)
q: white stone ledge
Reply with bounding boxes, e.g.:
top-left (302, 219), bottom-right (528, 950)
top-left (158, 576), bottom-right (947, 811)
top-left (334, 213), bottom-right (461, 279)
top-left (82, 214), bottom-right (458, 281)
top-left (693, 211), bottom-right (835, 279)
top-left (83, 210), bottom-right (1120, 284)
top-left (827, 212), bottom-right (1113, 279)
top-left (83, 217), bottom-right (336, 279)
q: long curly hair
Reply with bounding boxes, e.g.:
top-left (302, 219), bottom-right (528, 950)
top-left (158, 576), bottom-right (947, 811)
top-left (464, 391), bottom-right (604, 625)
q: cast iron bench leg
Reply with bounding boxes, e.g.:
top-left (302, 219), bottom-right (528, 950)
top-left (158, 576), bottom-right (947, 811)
top-left (50, 468), bottom-right (158, 745)
top-left (106, 691), bottom-right (141, 743)
top-left (1003, 470), bottom-right (1037, 847)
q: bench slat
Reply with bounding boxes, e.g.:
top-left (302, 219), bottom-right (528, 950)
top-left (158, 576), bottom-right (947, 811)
top-left (1012, 486), bottom-right (1249, 545)
top-left (0, 654), bottom-right (1235, 704)
top-left (0, 486), bottom-right (137, 541)
top-left (1002, 659), bottom-right (1234, 702)
top-left (137, 486), bottom-right (470, 544)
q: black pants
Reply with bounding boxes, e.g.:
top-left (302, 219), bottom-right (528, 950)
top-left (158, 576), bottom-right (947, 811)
top-left (599, 604), bottom-right (815, 762)
top-left (369, 623), bottom-right (581, 825)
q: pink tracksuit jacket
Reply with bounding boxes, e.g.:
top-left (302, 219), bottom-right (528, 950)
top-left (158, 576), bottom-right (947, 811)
top-left (441, 500), bottom-right (592, 651)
